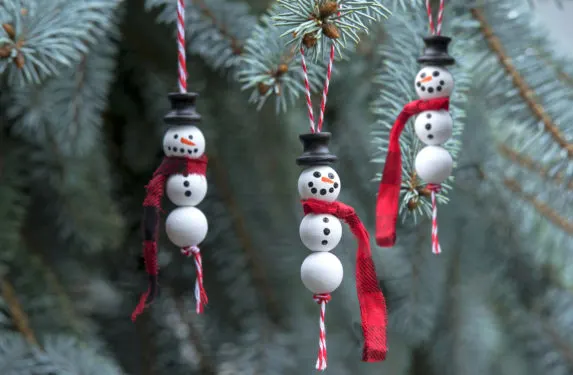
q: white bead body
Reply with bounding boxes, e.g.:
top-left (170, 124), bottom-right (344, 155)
top-left (297, 166), bottom-right (341, 202)
top-left (414, 66), bottom-right (454, 100)
top-left (166, 173), bottom-right (207, 206)
top-left (415, 146), bottom-right (453, 184)
top-left (299, 214), bottom-right (342, 252)
top-left (414, 110), bottom-right (453, 146)
top-left (300, 252), bottom-right (343, 294)
top-left (165, 206), bottom-right (208, 247)
top-left (163, 125), bottom-right (206, 158)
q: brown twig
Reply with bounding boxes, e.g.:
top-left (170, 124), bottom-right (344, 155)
top-left (0, 277), bottom-right (40, 347)
top-left (503, 178), bottom-right (573, 234)
top-left (471, 8), bottom-right (573, 159)
top-left (193, 0), bottom-right (243, 55)
top-left (209, 154), bottom-right (283, 326)
top-left (498, 144), bottom-right (573, 191)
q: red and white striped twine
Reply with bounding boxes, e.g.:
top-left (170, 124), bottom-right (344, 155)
top-left (427, 184), bottom-right (442, 254)
top-left (425, 0), bottom-right (445, 36)
top-left (182, 246), bottom-right (208, 313)
top-left (313, 293), bottom-right (331, 371)
top-left (300, 42), bottom-right (336, 134)
top-left (177, 0), bottom-right (187, 93)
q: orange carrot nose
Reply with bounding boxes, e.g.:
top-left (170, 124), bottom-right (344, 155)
top-left (181, 138), bottom-right (196, 146)
top-left (421, 76), bottom-right (432, 83)
top-left (321, 177), bottom-right (334, 184)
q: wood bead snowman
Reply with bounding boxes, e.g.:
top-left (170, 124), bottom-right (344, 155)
top-left (296, 132), bottom-right (389, 369)
top-left (413, 36), bottom-right (456, 254)
top-left (375, 36), bottom-right (456, 253)
top-left (132, 93), bottom-right (210, 321)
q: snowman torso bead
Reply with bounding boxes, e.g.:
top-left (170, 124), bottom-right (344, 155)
top-left (166, 174), bottom-right (207, 206)
top-left (300, 214), bottom-right (342, 251)
top-left (414, 110), bottom-right (453, 145)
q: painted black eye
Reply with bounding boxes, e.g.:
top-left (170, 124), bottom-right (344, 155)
top-left (189, 135), bottom-right (194, 139)
top-left (433, 71), bottom-right (440, 77)
top-left (328, 173), bottom-right (334, 179)
top-left (313, 171), bottom-right (321, 178)
top-left (420, 73), bottom-right (426, 78)
top-left (173, 134), bottom-right (178, 139)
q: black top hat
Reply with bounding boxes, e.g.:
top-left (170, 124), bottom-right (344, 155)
top-left (417, 36), bottom-right (455, 66)
top-left (296, 132), bottom-right (337, 166)
top-left (164, 92), bottom-right (202, 126)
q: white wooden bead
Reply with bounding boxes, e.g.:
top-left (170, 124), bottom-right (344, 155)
top-left (300, 252), bottom-right (343, 294)
top-left (297, 166), bottom-right (341, 202)
top-left (414, 146), bottom-right (453, 184)
top-left (165, 207), bottom-right (208, 247)
top-left (163, 126), bottom-right (206, 158)
top-left (299, 214), bottom-right (342, 252)
top-left (414, 110), bottom-right (453, 145)
top-left (166, 174), bottom-right (207, 206)
top-left (414, 66), bottom-right (454, 100)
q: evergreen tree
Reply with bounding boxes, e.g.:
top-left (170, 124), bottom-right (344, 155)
top-left (0, 0), bottom-right (571, 374)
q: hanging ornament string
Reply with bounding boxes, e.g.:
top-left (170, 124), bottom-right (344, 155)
top-left (300, 42), bottom-right (336, 134)
top-left (426, 0), bottom-right (445, 36)
top-left (177, 0), bottom-right (208, 312)
top-left (177, 0), bottom-right (187, 93)
top-left (426, 0), bottom-right (446, 255)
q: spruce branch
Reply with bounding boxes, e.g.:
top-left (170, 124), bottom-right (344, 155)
top-left (503, 178), bottom-right (573, 235)
top-left (0, 277), bottom-right (39, 347)
top-left (238, 13), bottom-right (326, 112)
top-left (209, 153), bottom-right (283, 325)
top-left (371, 4), bottom-right (470, 223)
top-left (0, 0), bottom-right (121, 86)
top-left (532, 45), bottom-right (573, 89)
top-left (471, 7), bottom-right (573, 159)
top-left (273, 0), bottom-right (390, 60)
top-left (145, 0), bottom-right (255, 72)
top-left (498, 144), bottom-right (573, 191)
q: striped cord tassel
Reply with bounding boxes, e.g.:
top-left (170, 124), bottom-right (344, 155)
top-left (428, 184), bottom-right (442, 254)
top-left (313, 293), bottom-right (331, 371)
top-left (182, 246), bottom-right (208, 313)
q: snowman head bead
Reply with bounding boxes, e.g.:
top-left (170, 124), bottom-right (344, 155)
top-left (415, 146), bottom-right (453, 184)
top-left (163, 125), bottom-right (206, 159)
top-left (166, 174), bottom-right (207, 206)
top-left (298, 166), bottom-right (341, 202)
top-left (414, 110), bottom-right (453, 146)
top-left (414, 66), bottom-right (454, 100)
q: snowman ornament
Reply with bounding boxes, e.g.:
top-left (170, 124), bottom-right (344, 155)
top-left (296, 132), bottom-right (388, 370)
top-left (412, 43), bottom-right (456, 255)
top-left (132, 92), bottom-right (210, 321)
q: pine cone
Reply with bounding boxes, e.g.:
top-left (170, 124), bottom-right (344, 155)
top-left (0, 44), bottom-right (12, 58)
top-left (277, 64), bottom-right (289, 75)
top-left (2, 24), bottom-right (15, 39)
top-left (14, 51), bottom-right (25, 69)
top-left (418, 186), bottom-right (432, 197)
top-left (319, 1), bottom-right (339, 18)
top-left (303, 33), bottom-right (318, 48)
top-left (407, 198), bottom-right (418, 211)
top-left (322, 23), bottom-right (340, 39)
top-left (257, 82), bottom-right (271, 95)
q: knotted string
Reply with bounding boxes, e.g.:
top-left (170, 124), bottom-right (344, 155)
top-left (426, 0), bottom-right (445, 36)
top-left (182, 246), bottom-right (208, 313)
top-left (313, 293), bottom-right (331, 371)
